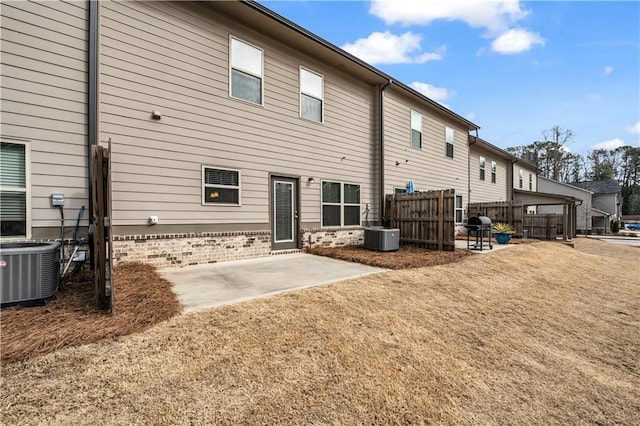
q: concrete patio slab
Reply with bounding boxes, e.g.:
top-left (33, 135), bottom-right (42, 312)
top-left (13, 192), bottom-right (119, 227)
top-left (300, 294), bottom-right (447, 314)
top-left (160, 253), bottom-right (387, 313)
top-left (454, 239), bottom-right (515, 253)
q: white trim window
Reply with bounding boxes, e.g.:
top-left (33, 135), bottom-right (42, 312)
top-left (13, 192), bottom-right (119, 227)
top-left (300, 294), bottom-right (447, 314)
top-left (410, 110), bottom-right (422, 149)
top-left (519, 170), bottom-right (523, 189)
top-left (1, 141), bottom-right (30, 238)
top-left (455, 195), bottom-right (464, 223)
top-left (491, 161), bottom-right (497, 184)
top-left (300, 67), bottom-right (323, 122)
top-left (529, 173), bottom-right (533, 190)
top-left (321, 181), bottom-right (361, 227)
top-left (229, 36), bottom-right (263, 105)
top-left (445, 126), bottom-right (454, 158)
top-left (479, 156), bottom-right (486, 181)
top-left (202, 166), bottom-right (241, 205)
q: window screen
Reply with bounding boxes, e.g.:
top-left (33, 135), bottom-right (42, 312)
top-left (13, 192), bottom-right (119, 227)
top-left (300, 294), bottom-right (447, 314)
top-left (0, 142), bottom-right (27, 237)
top-left (411, 110), bottom-right (422, 149)
top-left (230, 38), bottom-right (262, 104)
top-left (300, 68), bottom-right (323, 122)
top-left (445, 126), bottom-right (454, 158)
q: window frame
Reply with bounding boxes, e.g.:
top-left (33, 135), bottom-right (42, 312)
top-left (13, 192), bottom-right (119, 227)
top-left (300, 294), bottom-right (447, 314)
top-left (445, 126), bottom-right (454, 158)
top-left (228, 35), bottom-right (264, 106)
top-left (491, 161), bottom-right (497, 184)
top-left (0, 140), bottom-right (31, 239)
top-left (479, 156), bottom-right (486, 181)
top-left (201, 165), bottom-right (242, 206)
top-left (299, 66), bottom-right (324, 123)
top-left (410, 110), bottom-right (422, 149)
top-left (455, 195), bottom-right (464, 224)
top-left (529, 173), bottom-right (533, 191)
top-left (321, 180), bottom-right (361, 228)
top-left (519, 170), bottom-right (524, 189)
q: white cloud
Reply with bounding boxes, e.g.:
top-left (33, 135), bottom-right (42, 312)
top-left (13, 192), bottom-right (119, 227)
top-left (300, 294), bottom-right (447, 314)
top-left (603, 66), bottom-right (614, 76)
top-left (590, 138), bottom-right (625, 151)
top-left (491, 28), bottom-right (545, 54)
top-left (626, 121), bottom-right (640, 134)
top-left (465, 112), bottom-right (477, 121)
top-left (369, 0), bottom-right (529, 34)
top-left (409, 82), bottom-right (451, 107)
top-left (341, 32), bottom-right (444, 65)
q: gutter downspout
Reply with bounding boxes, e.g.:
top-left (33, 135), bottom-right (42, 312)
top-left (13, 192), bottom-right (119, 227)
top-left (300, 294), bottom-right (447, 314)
top-left (88, 0), bottom-right (98, 221)
top-left (468, 132), bottom-right (478, 209)
top-left (380, 79), bottom-right (392, 226)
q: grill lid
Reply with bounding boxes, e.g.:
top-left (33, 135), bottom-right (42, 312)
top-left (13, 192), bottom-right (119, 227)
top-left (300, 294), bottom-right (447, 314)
top-left (468, 215), bottom-right (492, 226)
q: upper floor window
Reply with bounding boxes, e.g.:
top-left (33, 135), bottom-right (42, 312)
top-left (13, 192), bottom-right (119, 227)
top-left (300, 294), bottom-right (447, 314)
top-left (491, 161), bottom-right (497, 183)
top-left (322, 181), bottom-right (361, 227)
top-left (1, 142), bottom-right (29, 238)
top-left (300, 67), bottom-right (323, 122)
top-left (410, 110), bottom-right (422, 149)
top-left (529, 173), bottom-right (533, 190)
top-left (519, 170), bottom-right (523, 189)
top-left (479, 156), bottom-right (486, 181)
top-left (445, 126), bottom-right (454, 158)
top-left (202, 166), bottom-right (241, 205)
top-left (229, 37), bottom-right (263, 105)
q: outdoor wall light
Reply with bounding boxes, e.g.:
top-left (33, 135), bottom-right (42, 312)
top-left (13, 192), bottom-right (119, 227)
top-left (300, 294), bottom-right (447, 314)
top-left (308, 177), bottom-right (316, 184)
top-left (151, 110), bottom-right (162, 120)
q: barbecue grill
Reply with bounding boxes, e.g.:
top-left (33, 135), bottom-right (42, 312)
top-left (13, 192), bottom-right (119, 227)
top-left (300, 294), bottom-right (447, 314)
top-left (465, 215), bottom-right (493, 251)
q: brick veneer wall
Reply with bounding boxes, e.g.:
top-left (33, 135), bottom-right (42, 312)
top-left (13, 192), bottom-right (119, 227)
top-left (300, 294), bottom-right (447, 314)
top-left (112, 231), bottom-right (271, 268)
top-left (112, 228), bottom-right (366, 268)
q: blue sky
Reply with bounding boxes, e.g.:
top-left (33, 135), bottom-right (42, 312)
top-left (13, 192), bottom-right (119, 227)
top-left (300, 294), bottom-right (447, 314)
top-left (260, 0), bottom-right (640, 156)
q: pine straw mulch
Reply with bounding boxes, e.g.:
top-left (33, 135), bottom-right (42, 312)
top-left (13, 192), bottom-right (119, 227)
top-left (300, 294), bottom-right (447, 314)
top-left (0, 262), bottom-right (181, 365)
top-left (309, 245), bottom-right (474, 269)
top-left (1, 239), bottom-right (638, 425)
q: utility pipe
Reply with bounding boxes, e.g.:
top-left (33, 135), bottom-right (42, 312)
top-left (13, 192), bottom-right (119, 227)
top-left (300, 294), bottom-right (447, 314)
top-left (379, 79), bottom-right (392, 225)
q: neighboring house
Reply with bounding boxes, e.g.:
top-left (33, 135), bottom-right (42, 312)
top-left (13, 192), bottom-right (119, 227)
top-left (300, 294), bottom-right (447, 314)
top-left (568, 180), bottom-right (622, 222)
top-left (537, 176), bottom-right (601, 234)
top-left (469, 137), bottom-right (521, 205)
top-left (1, 0), bottom-right (485, 267)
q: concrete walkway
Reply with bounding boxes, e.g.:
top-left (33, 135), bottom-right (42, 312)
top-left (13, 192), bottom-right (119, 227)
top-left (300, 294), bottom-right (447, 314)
top-left (454, 239), bottom-right (515, 253)
top-left (160, 253), bottom-right (386, 313)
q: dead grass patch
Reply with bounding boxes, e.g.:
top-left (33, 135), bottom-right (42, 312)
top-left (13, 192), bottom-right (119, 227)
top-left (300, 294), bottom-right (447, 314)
top-left (0, 262), bottom-right (181, 365)
top-left (1, 239), bottom-right (639, 424)
top-left (309, 245), bottom-right (474, 269)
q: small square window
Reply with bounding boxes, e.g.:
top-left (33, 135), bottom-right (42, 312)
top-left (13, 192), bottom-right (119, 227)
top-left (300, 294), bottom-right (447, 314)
top-left (322, 181), bottom-right (361, 227)
top-left (202, 166), bottom-right (240, 205)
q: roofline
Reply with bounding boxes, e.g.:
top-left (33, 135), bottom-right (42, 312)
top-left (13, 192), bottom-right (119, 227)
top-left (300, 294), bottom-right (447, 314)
top-left (566, 181), bottom-right (621, 194)
top-left (538, 176), bottom-right (594, 195)
top-left (591, 207), bottom-right (611, 216)
top-left (513, 188), bottom-right (578, 203)
top-left (469, 136), bottom-right (539, 170)
top-left (239, 0), bottom-right (480, 130)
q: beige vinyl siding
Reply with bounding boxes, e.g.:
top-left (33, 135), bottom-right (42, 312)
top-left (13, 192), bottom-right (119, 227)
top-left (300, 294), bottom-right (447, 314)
top-left (469, 145), bottom-right (509, 203)
top-left (0, 0), bottom-right (88, 233)
top-left (99, 0), bottom-right (377, 227)
top-left (514, 164), bottom-right (537, 192)
top-left (384, 88), bottom-right (469, 206)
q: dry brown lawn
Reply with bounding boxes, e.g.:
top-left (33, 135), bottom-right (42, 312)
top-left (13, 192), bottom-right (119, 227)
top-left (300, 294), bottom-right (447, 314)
top-left (2, 238), bottom-right (639, 425)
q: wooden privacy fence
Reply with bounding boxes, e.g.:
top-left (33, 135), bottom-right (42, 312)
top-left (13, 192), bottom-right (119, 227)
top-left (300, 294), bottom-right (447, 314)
top-left (468, 201), bottom-right (525, 237)
top-left (92, 143), bottom-right (113, 312)
top-left (385, 189), bottom-right (455, 251)
top-left (523, 214), bottom-right (563, 240)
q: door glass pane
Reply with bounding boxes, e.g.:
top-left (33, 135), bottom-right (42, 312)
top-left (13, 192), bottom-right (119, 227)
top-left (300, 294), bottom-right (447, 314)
top-left (344, 206), bottom-right (360, 226)
top-left (231, 69), bottom-right (262, 104)
top-left (344, 184), bottom-right (360, 204)
top-left (322, 182), bottom-right (340, 203)
top-left (322, 205), bottom-right (341, 227)
top-left (301, 94), bottom-right (322, 122)
top-left (275, 182), bottom-right (293, 242)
